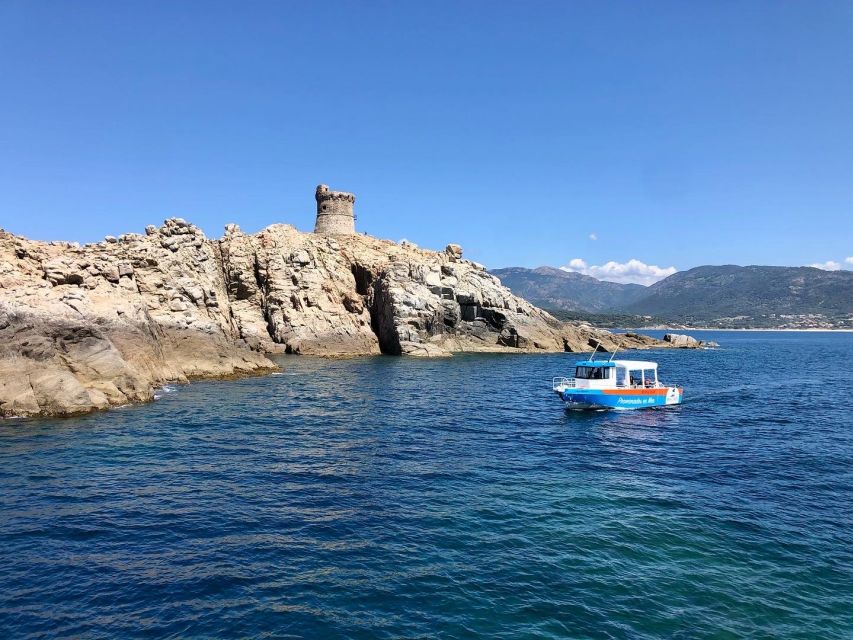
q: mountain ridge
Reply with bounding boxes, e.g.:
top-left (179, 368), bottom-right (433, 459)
top-left (490, 266), bottom-right (647, 312)
top-left (491, 264), bottom-right (853, 328)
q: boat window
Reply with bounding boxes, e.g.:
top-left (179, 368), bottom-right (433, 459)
top-left (576, 366), bottom-right (610, 380)
top-left (643, 369), bottom-right (657, 386)
top-left (629, 371), bottom-right (643, 386)
top-left (616, 368), bottom-right (626, 386)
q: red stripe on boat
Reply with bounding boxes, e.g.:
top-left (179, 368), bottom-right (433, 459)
top-left (602, 389), bottom-right (668, 396)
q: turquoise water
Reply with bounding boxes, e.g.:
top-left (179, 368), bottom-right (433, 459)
top-left (1, 331), bottom-right (851, 638)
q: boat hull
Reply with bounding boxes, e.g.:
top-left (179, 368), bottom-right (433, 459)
top-left (560, 387), bottom-right (683, 410)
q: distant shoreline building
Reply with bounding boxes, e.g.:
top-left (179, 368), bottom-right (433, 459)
top-left (314, 184), bottom-right (355, 235)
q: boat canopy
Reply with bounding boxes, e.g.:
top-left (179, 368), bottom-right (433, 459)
top-left (573, 360), bottom-right (658, 369)
top-left (612, 360), bottom-right (658, 370)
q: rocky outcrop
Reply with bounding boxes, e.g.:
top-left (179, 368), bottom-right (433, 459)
top-left (218, 224), bottom-right (380, 356)
top-left (1, 219), bottom-right (693, 418)
top-left (0, 220), bottom-right (275, 418)
top-left (215, 227), bottom-right (665, 358)
top-left (664, 333), bottom-right (719, 348)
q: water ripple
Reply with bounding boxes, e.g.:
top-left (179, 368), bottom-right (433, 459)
top-left (1, 332), bottom-right (852, 638)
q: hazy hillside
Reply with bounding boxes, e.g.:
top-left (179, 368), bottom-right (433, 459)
top-left (626, 265), bottom-right (853, 318)
top-left (492, 264), bottom-right (853, 328)
top-left (490, 266), bottom-right (647, 312)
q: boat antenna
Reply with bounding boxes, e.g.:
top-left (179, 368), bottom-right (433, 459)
top-left (608, 345), bottom-right (619, 362)
top-left (589, 340), bottom-right (600, 361)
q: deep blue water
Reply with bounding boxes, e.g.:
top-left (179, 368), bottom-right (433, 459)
top-left (1, 331), bottom-right (851, 639)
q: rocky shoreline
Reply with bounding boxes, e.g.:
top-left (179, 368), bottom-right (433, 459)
top-left (1, 219), bottom-right (701, 418)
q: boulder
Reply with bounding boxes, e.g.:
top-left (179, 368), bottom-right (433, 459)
top-left (43, 259), bottom-right (85, 286)
top-left (664, 333), bottom-right (699, 347)
top-left (664, 333), bottom-right (717, 348)
top-left (445, 243), bottom-right (463, 261)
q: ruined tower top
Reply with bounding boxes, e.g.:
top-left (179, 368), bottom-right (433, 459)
top-left (314, 184), bottom-right (355, 235)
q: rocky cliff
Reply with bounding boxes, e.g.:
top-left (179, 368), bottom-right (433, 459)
top-left (1, 219), bottom-right (677, 418)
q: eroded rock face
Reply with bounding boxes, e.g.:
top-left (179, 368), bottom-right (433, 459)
top-left (216, 227), bottom-right (670, 358)
top-left (218, 224), bottom-right (381, 356)
top-left (0, 222), bottom-right (275, 418)
top-left (217, 227), bottom-right (564, 357)
top-left (1, 219), bottom-right (683, 418)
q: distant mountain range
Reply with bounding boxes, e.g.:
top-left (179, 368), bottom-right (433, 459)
top-left (490, 267), bottom-right (647, 312)
top-left (491, 265), bottom-right (853, 329)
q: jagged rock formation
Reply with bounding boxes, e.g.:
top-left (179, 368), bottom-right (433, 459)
top-left (215, 223), bottom-right (662, 358)
top-left (0, 220), bottom-right (274, 418)
top-left (1, 219), bottom-right (685, 418)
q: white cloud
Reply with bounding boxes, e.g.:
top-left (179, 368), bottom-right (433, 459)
top-left (560, 258), bottom-right (677, 286)
top-left (808, 261), bottom-right (842, 271)
top-left (846, 256), bottom-right (853, 265)
top-left (588, 233), bottom-right (598, 241)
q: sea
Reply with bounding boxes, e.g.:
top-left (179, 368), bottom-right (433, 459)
top-left (1, 331), bottom-right (851, 639)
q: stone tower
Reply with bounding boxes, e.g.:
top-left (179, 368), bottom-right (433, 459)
top-left (314, 184), bottom-right (355, 235)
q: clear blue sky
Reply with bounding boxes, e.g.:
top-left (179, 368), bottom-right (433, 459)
top-left (1, 1), bottom-right (851, 281)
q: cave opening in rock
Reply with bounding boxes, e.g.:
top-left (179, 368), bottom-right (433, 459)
top-left (351, 263), bottom-right (373, 296)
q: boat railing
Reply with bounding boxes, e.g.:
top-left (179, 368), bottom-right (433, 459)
top-left (552, 378), bottom-right (668, 391)
top-left (552, 377), bottom-right (575, 390)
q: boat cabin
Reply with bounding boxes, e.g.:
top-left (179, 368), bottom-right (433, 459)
top-left (573, 360), bottom-right (660, 389)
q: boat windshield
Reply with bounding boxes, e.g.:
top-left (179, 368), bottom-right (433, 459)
top-left (575, 366), bottom-right (610, 380)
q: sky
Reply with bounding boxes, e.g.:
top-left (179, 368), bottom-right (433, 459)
top-left (1, 1), bottom-right (852, 284)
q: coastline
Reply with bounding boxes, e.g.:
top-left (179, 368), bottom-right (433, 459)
top-left (0, 219), bottom-right (707, 420)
